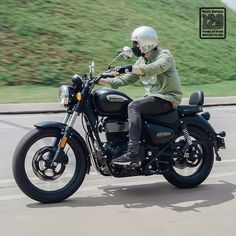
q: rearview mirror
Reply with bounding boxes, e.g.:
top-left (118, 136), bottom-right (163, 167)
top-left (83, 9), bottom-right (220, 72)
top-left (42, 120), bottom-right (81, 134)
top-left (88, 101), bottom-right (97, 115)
top-left (89, 61), bottom-right (95, 76)
top-left (107, 46), bottom-right (133, 69)
top-left (121, 46), bottom-right (133, 59)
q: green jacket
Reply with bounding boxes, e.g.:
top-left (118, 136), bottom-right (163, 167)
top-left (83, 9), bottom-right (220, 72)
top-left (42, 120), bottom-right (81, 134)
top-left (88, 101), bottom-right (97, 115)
top-left (107, 48), bottom-right (183, 108)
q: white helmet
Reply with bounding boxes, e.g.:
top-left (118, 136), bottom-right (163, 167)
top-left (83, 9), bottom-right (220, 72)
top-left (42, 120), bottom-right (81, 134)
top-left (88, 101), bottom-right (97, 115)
top-left (131, 26), bottom-right (158, 53)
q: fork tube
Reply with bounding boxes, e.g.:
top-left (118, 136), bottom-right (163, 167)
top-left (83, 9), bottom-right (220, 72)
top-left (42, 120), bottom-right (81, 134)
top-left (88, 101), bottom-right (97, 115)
top-left (52, 83), bottom-right (90, 164)
top-left (63, 113), bottom-right (71, 124)
top-left (51, 111), bottom-right (79, 165)
top-left (67, 111), bottom-right (78, 128)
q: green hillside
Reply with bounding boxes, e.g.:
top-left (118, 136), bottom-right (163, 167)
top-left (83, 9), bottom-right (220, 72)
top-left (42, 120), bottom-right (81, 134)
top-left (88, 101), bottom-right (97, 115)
top-left (0, 0), bottom-right (236, 86)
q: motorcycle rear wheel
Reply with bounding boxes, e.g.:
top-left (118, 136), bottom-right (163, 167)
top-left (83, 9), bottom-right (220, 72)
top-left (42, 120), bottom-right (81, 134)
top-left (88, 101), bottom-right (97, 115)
top-left (12, 128), bottom-right (87, 203)
top-left (163, 126), bottom-right (214, 188)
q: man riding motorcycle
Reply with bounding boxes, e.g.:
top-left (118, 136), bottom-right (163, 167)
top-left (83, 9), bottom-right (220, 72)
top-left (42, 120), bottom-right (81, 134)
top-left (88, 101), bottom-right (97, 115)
top-left (12, 26), bottom-right (226, 203)
top-left (99, 26), bottom-right (183, 166)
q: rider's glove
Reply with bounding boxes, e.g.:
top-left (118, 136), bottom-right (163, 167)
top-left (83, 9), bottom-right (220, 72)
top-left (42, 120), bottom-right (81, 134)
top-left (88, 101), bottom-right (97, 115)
top-left (116, 64), bottom-right (133, 74)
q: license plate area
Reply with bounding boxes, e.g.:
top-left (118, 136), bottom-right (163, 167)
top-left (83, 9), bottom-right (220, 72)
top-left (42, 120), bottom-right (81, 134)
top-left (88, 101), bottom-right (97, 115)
top-left (217, 137), bottom-right (225, 149)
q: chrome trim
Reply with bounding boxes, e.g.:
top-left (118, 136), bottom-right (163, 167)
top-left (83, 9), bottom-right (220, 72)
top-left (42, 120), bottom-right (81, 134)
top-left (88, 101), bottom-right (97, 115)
top-left (58, 85), bottom-right (70, 106)
top-left (105, 122), bottom-right (129, 133)
top-left (106, 94), bottom-right (128, 103)
top-left (63, 113), bottom-right (71, 124)
top-left (68, 111), bottom-right (78, 128)
top-left (85, 135), bottom-right (101, 174)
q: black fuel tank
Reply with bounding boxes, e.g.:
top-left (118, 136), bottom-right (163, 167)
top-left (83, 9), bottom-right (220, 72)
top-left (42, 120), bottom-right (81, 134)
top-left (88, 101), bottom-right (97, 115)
top-left (92, 88), bottom-right (132, 116)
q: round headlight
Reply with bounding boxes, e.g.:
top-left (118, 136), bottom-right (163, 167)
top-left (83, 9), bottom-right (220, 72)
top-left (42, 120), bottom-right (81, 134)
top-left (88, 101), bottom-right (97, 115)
top-left (58, 85), bottom-right (70, 106)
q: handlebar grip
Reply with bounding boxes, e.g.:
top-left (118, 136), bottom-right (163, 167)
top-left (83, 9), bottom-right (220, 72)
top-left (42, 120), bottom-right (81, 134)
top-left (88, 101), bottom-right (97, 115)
top-left (94, 73), bottom-right (115, 84)
top-left (116, 64), bottom-right (132, 74)
top-left (100, 73), bottom-right (115, 78)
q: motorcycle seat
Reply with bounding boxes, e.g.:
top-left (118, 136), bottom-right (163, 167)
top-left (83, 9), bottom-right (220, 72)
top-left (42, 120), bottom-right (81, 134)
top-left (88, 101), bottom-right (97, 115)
top-left (178, 90), bottom-right (204, 116)
top-left (143, 109), bottom-right (179, 125)
top-left (143, 91), bottom-right (204, 123)
top-left (178, 105), bottom-right (202, 116)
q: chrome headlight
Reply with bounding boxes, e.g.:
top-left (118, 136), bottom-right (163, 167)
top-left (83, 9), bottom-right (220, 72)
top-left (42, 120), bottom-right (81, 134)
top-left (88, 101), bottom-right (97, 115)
top-left (58, 85), bottom-right (70, 106)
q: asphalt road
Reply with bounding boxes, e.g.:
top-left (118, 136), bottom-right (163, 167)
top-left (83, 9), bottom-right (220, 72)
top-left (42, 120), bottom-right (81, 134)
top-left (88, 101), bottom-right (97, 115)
top-left (0, 106), bottom-right (236, 236)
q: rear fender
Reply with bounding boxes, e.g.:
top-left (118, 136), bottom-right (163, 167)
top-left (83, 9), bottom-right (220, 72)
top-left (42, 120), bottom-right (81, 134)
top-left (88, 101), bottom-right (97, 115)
top-left (181, 115), bottom-right (225, 161)
top-left (35, 121), bottom-right (91, 173)
top-left (181, 115), bottom-right (216, 135)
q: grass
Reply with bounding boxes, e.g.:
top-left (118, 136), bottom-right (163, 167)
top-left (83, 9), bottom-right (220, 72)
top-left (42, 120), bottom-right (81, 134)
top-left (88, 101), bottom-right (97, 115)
top-left (1, 81), bottom-right (236, 104)
top-left (119, 80), bottom-right (236, 99)
top-left (0, 85), bottom-right (58, 103)
top-left (0, 0), bottom-right (236, 87)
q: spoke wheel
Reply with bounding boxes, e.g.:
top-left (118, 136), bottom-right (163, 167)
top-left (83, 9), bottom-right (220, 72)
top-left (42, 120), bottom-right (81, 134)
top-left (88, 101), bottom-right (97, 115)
top-left (32, 146), bottom-right (67, 181)
top-left (163, 126), bottom-right (214, 188)
top-left (13, 128), bottom-right (87, 203)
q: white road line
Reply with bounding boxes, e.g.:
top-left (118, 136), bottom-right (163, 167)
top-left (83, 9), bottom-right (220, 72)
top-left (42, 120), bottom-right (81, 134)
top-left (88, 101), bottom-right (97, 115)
top-left (0, 194), bottom-right (26, 201)
top-left (210, 172), bottom-right (236, 178)
top-left (221, 159), bottom-right (236, 163)
top-left (0, 179), bottom-right (15, 184)
top-left (207, 106), bottom-right (236, 111)
top-left (1, 171), bottom-right (236, 201)
top-left (0, 114), bottom-right (65, 119)
top-left (0, 172), bottom-right (98, 185)
top-left (0, 127), bottom-right (29, 129)
top-left (0, 159), bottom-right (235, 185)
top-left (0, 178), bottom-right (164, 201)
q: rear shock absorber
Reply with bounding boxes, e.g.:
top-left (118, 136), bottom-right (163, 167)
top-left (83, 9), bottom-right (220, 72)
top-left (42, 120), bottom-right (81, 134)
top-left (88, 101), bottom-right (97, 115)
top-left (180, 121), bottom-right (193, 155)
top-left (182, 126), bottom-right (193, 145)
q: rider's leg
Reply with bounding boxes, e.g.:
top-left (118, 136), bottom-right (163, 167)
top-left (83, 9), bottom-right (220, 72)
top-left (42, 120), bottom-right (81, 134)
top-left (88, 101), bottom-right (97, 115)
top-left (112, 96), bottom-right (173, 166)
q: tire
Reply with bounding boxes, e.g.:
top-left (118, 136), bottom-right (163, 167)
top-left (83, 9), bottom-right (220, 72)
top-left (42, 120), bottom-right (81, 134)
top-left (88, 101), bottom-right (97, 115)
top-left (12, 128), bottom-right (87, 203)
top-left (163, 126), bottom-right (214, 188)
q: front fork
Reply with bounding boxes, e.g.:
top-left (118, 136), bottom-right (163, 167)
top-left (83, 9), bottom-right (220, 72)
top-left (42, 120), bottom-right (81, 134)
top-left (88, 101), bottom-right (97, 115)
top-left (51, 110), bottom-right (79, 165)
top-left (63, 112), bottom-right (71, 124)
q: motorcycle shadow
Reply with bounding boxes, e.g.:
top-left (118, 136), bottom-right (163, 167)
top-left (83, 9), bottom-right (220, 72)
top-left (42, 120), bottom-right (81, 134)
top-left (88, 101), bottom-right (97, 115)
top-left (27, 180), bottom-right (236, 212)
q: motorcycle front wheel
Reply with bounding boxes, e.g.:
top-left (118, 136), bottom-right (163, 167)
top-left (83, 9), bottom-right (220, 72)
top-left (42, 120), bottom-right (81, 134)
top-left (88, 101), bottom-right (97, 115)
top-left (12, 128), bottom-right (87, 203)
top-left (163, 126), bottom-right (214, 188)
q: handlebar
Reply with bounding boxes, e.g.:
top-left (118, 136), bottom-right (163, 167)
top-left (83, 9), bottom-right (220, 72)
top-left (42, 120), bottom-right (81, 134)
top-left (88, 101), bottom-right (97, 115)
top-left (99, 72), bottom-right (116, 78)
top-left (92, 64), bottom-right (132, 84)
top-left (94, 71), bottom-right (116, 84)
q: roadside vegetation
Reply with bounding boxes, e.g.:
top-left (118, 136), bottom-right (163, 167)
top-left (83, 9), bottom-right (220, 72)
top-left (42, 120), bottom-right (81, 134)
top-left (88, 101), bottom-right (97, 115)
top-left (1, 80), bottom-right (236, 104)
top-left (0, 0), bottom-right (236, 103)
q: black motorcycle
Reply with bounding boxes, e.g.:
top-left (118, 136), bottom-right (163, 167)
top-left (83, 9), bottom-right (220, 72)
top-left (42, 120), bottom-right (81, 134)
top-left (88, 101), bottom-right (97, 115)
top-left (12, 47), bottom-right (226, 203)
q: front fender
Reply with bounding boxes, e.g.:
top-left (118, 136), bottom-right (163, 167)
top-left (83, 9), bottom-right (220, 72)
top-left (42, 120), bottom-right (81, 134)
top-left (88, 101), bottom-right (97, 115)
top-left (35, 121), bottom-right (91, 173)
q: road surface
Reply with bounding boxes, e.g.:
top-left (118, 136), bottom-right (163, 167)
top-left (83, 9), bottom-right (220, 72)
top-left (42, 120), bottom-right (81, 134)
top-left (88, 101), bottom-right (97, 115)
top-left (0, 106), bottom-right (235, 236)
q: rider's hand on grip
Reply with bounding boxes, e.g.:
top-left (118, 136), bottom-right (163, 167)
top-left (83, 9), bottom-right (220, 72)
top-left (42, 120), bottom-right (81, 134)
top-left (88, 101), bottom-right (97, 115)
top-left (115, 64), bottom-right (133, 74)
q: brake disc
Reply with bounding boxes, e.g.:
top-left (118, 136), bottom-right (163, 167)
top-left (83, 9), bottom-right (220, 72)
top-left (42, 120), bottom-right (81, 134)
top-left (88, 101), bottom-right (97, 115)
top-left (185, 144), bottom-right (202, 167)
top-left (32, 146), bottom-right (68, 181)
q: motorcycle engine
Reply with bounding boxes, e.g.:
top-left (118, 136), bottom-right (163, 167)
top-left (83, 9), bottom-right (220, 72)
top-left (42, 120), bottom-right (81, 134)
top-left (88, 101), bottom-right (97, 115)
top-left (101, 118), bottom-right (129, 158)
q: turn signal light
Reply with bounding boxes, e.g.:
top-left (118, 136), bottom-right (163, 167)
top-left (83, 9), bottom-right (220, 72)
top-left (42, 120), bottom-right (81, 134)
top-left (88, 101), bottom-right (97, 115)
top-left (218, 131), bottom-right (226, 137)
top-left (76, 92), bottom-right (82, 101)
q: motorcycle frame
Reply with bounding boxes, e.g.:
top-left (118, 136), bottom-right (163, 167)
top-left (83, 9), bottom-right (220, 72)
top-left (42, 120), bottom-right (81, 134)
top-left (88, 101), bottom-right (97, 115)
top-left (36, 76), bottom-right (225, 176)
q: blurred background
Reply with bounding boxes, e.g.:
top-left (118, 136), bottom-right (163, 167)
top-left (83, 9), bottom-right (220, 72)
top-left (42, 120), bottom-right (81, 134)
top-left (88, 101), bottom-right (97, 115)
top-left (0, 0), bottom-right (236, 103)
